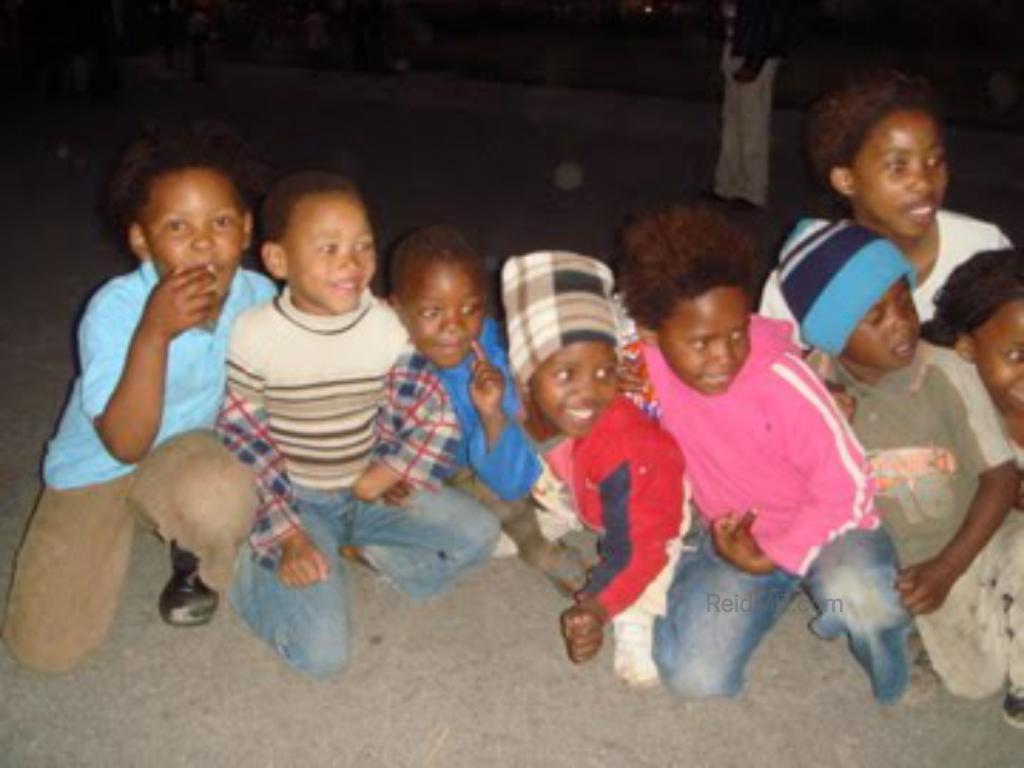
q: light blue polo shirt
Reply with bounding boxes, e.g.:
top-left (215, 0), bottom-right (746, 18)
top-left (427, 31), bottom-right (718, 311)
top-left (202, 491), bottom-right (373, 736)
top-left (44, 262), bottom-right (277, 489)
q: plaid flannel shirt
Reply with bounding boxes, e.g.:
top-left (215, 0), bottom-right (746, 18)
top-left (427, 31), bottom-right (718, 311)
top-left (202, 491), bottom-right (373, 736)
top-left (373, 350), bottom-right (461, 489)
top-left (216, 390), bottom-right (298, 570)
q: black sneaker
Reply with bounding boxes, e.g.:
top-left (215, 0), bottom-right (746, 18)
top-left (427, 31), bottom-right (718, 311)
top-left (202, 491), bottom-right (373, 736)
top-left (159, 542), bottom-right (218, 627)
top-left (1004, 687), bottom-right (1024, 729)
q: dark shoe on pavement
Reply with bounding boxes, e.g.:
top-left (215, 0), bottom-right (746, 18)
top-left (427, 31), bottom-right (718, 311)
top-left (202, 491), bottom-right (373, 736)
top-left (1004, 687), bottom-right (1024, 728)
top-left (159, 542), bottom-right (218, 627)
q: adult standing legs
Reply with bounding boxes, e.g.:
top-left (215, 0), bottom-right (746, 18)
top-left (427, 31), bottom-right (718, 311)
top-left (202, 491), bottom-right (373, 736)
top-left (713, 43), bottom-right (779, 207)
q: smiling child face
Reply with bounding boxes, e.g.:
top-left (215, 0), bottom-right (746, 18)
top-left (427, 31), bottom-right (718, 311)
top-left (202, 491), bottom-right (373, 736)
top-left (958, 299), bottom-right (1024, 419)
top-left (262, 192), bottom-right (376, 316)
top-left (528, 340), bottom-right (618, 439)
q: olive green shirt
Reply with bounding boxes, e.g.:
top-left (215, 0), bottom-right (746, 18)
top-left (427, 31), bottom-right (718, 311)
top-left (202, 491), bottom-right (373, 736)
top-left (822, 343), bottom-right (1014, 565)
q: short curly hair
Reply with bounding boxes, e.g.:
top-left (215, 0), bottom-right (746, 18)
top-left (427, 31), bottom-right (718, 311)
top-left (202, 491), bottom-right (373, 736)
top-left (618, 205), bottom-right (756, 330)
top-left (105, 121), bottom-right (267, 234)
top-left (261, 170), bottom-right (363, 243)
top-left (807, 69), bottom-right (941, 190)
top-left (389, 225), bottom-right (486, 299)
top-left (923, 248), bottom-right (1024, 346)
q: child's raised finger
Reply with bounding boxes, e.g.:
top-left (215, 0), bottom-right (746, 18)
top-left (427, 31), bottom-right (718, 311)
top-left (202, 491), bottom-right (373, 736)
top-left (176, 263), bottom-right (215, 282)
top-left (713, 515), bottom-right (736, 535)
top-left (175, 268), bottom-right (218, 298)
top-left (473, 363), bottom-right (501, 385)
top-left (161, 263), bottom-right (194, 281)
top-left (470, 339), bottom-right (488, 363)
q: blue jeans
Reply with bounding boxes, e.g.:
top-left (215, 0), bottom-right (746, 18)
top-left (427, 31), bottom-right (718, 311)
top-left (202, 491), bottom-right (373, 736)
top-left (230, 485), bottom-right (499, 678)
top-left (653, 525), bottom-right (910, 703)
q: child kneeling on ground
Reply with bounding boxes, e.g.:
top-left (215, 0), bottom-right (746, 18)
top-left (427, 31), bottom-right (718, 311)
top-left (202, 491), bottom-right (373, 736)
top-left (783, 223), bottom-right (1019, 724)
top-left (354, 225), bottom-right (586, 594)
top-left (911, 247), bottom-right (1023, 727)
top-left (618, 205), bottom-right (911, 702)
top-left (218, 172), bottom-right (499, 677)
top-left (501, 251), bottom-right (688, 687)
top-left (2, 123), bottom-right (277, 672)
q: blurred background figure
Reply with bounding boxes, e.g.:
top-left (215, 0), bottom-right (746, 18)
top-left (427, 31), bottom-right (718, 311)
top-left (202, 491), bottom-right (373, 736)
top-left (187, 0), bottom-right (214, 82)
top-left (349, 0), bottom-right (387, 72)
top-left (302, 1), bottom-right (330, 76)
top-left (157, 0), bottom-right (184, 72)
top-left (711, 0), bottom-right (792, 209)
top-left (17, 0), bottom-right (121, 98)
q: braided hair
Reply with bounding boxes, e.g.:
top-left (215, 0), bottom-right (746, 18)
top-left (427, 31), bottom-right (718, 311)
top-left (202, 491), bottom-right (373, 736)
top-left (923, 248), bottom-right (1024, 346)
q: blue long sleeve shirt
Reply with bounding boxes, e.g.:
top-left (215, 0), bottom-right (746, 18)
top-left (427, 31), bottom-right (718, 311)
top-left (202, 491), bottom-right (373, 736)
top-left (435, 317), bottom-right (541, 500)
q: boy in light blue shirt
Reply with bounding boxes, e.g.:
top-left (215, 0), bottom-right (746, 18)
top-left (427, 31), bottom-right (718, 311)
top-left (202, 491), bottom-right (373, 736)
top-left (2, 123), bottom-right (276, 673)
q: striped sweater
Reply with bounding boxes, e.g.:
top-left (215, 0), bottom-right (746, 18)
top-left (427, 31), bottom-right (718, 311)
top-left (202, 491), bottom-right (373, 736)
top-left (227, 287), bottom-right (408, 491)
top-left (643, 315), bottom-right (879, 576)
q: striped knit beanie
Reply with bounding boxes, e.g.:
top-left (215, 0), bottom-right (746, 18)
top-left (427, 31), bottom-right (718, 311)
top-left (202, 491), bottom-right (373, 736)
top-left (779, 219), bottom-right (915, 355)
top-left (501, 251), bottom-right (617, 384)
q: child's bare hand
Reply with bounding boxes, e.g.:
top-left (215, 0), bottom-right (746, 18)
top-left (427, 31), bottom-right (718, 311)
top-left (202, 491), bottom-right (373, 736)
top-left (278, 530), bottom-right (329, 588)
top-left (381, 479), bottom-right (415, 507)
top-left (141, 265), bottom-right (219, 342)
top-left (469, 340), bottom-right (506, 420)
top-left (560, 597), bottom-right (607, 664)
top-left (353, 463), bottom-right (403, 503)
top-left (897, 557), bottom-right (960, 615)
top-left (711, 512), bottom-right (775, 575)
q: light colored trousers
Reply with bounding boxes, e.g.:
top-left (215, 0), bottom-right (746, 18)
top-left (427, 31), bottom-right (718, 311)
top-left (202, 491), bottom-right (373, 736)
top-left (916, 513), bottom-right (1024, 698)
top-left (713, 44), bottom-right (780, 207)
top-left (3, 431), bottom-right (257, 673)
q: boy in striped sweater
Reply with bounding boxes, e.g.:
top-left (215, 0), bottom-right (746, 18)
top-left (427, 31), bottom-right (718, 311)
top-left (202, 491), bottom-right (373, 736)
top-left (218, 172), bottom-right (498, 677)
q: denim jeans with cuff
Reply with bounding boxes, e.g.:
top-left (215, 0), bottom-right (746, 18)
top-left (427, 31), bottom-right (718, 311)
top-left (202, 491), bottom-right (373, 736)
top-left (653, 524), bottom-right (910, 703)
top-left (230, 484), bottom-right (499, 678)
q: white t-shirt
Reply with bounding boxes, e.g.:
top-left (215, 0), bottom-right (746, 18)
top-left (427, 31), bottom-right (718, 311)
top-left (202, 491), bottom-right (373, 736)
top-left (760, 210), bottom-right (1012, 347)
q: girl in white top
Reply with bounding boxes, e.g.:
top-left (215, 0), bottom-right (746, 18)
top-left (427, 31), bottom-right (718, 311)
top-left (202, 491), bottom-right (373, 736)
top-left (760, 69), bottom-right (1011, 343)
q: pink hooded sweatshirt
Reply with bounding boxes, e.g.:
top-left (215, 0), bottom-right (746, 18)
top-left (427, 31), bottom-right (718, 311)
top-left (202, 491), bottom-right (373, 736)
top-left (643, 315), bottom-right (879, 576)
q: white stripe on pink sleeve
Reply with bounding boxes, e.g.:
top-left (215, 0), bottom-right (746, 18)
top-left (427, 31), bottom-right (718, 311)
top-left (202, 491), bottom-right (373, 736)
top-left (770, 356), bottom-right (874, 526)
